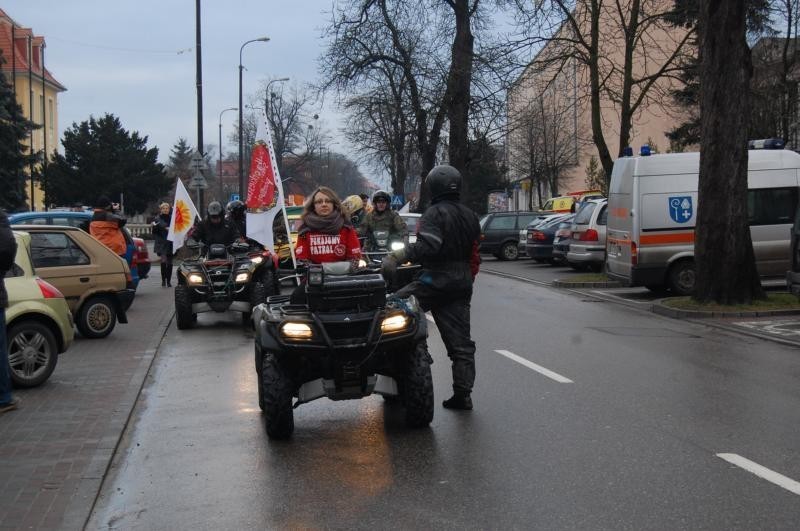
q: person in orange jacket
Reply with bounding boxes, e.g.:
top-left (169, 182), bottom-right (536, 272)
top-left (89, 195), bottom-right (127, 256)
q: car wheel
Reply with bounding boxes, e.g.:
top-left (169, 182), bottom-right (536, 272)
top-left (403, 341), bottom-right (434, 428)
top-left (261, 351), bottom-right (294, 439)
top-left (174, 285), bottom-right (194, 330)
top-left (668, 260), bottom-right (696, 296)
top-left (7, 320), bottom-right (58, 388)
top-left (76, 295), bottom-right (117, 339)
top-left (255, 343), bottom-right (265, 410)
top-left (499, 242), bottom-right (519, 261)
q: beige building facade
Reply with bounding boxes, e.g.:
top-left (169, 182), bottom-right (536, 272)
top-left (1, 8), bottom-right (66, 211)
top-left (506, 1), bottom-right (691, 210)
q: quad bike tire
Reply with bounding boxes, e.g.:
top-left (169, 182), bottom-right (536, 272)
top-left (174, 285), bottom-right (195, 330)
top-left (403, 341), bottom-right (434, 428)
top-left (255, 343), bottom-right (265, 411)
top-left (261, 351), bottom-right (295, 439)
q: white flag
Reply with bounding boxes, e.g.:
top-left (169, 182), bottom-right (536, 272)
top-left (245, 111), bottom-right (292, 263)
top-left (167, 178), bottom-right (201, 250)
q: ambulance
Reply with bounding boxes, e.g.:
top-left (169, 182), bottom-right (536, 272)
top-left (606, 145), bottom-right (800, 295)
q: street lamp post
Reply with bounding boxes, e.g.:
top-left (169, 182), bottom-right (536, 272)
top-left (238, 37), bottom-right (270, 198)
top-left (218, 106), bottom-right (237, 203)
top-left (264, 77), bottom-right (290, 107)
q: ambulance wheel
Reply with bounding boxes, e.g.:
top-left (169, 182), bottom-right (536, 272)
top-left (668, 260), bottom-right (696, 296)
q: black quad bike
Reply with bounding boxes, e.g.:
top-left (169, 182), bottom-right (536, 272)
top-left (174, 242), bottom-right (278, 329)
top-left (252, 261), bottom-right (433, 439)
top-left (363, 229), bottom-right (405, 264)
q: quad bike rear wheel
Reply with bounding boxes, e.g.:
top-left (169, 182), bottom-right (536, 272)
top-left (403, 341), bottom-right (434, 428)
top-left (261, 351), bottom-right (295, 439)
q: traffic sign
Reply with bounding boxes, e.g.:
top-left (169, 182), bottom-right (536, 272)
top-left (230, 193), bottom-right (240, 202)
top-left (391, 194), bottom-right (403, 209)
top-left (189, 170), bottom-right (208, 189)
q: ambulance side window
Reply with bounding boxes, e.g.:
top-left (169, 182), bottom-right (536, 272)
top-left (747, 187), bottom-right (798, 226)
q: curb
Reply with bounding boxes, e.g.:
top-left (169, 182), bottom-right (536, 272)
top-left (552, 279), bottom-right (622, 289)
top-left (652, 302), bottom-right (800, 319)
top-left (60, 306), bottom-right (175, 531)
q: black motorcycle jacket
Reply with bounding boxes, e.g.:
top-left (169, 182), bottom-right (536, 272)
top-left (403, 197), bottom-right (480, 293)
top-left (191, 218), bottom-right (241, 247)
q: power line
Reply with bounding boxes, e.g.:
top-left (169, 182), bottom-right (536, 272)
top-left (45, 35), bottom-right (192, 55)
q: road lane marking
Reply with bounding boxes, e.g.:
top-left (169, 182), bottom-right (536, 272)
top-left (716, 453), bottom-right (800, 496)
top-left (494, 350), bottom-right (573, 383)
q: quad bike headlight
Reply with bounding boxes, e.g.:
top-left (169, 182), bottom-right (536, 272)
top-left (280, 322), bottom-right (314, 340)
top-left (390, 241), bottom-right (405, 251)
top-left (250, 255), bottom-right (264, 265)
top-left (380, 313), bottom-right (410, 334)
top-left (235, 272), bottom-right (250, 283)
top-left (187, 273), bottom-right (204, 285)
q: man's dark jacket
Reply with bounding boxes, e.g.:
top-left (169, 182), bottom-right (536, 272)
top-left (191, 218), bottom-right (241, 247)
top-left (403, 196), bottom-right (481, 293)
top-left (0, 210), bottom-right (18, 308)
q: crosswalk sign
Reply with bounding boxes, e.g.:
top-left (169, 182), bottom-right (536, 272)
top-left (391, 194), bottom-right (403, 209)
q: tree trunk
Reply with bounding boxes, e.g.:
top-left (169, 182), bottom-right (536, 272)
top-left (446, 0), bottom-right (474, 187)
top-left (694, 0), bottom-right (764, 304)
top-left (586, 2), bottom-right (614, 183)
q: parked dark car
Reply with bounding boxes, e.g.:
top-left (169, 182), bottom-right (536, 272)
top-left (479, 211), bottom-right (541, 260)
top-left (9, 210), bottom-right (141, 288)
top-left (526, 214), bottom-right (574, 263)
top-left (552, 220), bottom-right (574, 265)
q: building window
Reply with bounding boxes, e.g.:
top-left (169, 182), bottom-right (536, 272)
top-left (39, 94), bottom-right (44, 125)
top-left (48, 98), bottom-right (54, 130)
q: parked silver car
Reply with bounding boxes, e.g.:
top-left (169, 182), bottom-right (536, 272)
top-left (566, 198), bottom-right (608, 271)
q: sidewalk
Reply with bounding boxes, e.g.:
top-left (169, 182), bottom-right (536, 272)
top-left (0, 278), bottom-right (174, 530)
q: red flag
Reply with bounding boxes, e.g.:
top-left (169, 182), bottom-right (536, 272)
top-left (246, 141), bottom-right (278, 210)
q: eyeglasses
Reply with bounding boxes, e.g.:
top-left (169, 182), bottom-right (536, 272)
top-left (314, 198), bottom-right (334, 205)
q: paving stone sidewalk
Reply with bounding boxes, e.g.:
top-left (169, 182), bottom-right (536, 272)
top-left (0, 278), bottom-right (173, 530)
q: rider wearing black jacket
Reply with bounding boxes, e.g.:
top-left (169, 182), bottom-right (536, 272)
top-left (191, 201), bottom-right (241, 247)
top-left (383, 165), bottom-right (481, 410)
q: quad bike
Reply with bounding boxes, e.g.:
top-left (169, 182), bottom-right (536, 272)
top-left (174, 241), bottom-right (278, 329)
top-left (252, 261), bottom-right (433, 439)
top-left (363, 229), bottom-right (406, 264)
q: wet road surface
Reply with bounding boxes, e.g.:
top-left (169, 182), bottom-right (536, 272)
top-left (88, 274), bottom-right (800, 529)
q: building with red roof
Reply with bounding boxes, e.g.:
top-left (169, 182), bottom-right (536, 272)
top-left (0, 8), bottom-right (66, 210)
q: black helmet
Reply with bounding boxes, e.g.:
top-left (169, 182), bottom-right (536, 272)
top-left (372, 190), bottom-right (391, 203)
top-left (426, 164), bottom-right (461, 200)
top-left (226, 199), bottom-right (245, 219)
top-left (207, 201), bottom-right (223, 217)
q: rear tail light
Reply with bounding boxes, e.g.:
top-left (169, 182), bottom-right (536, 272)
top-left (531, 231), bottom-right (546, 241)
top-left (36, 278), bottom-right (64, 299)
top-left (574, 229), bottom-right (599, 242)
top-left (631, 241), bottom-right (638, 266)
top-left (480, 233), bottom-right (485, 241)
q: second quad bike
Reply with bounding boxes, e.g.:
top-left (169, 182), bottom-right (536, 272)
top-left (174, 242), bottom-right (278, 329)
top-left (252, 261), bottom-right (433, 439)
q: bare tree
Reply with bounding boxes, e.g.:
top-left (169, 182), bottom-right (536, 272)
top-left (508, 0), bottom-right (693, 180)
top-left (695, 0), bottom-right (763, 304)
top-left (322, 0), bottom-right (487, 208)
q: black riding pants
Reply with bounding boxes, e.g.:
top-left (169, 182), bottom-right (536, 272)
top-left (396, 280), bottom-right (475, 394)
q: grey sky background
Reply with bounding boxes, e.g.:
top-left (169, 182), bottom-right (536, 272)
top-left (7, 1), bottom-right (356, 174)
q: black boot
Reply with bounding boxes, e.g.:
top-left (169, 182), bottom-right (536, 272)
top-left (443, 391), bottom-right (472, 410)
top-left (160, 263), bottom-right (167, 287)
top-left (166, 263), bottom-right (173, 287)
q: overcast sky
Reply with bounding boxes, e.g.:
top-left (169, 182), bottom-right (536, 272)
top-left (7, 1), bottom-right (353, 170)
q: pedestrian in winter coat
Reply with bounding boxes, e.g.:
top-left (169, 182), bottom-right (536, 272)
top-left (152, 202), bottom-right (174, 287)
top-left (0, 209), bottom-right (20, 414)
top-left (89, 195), bottom-right (127, 256)
top-left (382, 165), bottom-right (481, 410)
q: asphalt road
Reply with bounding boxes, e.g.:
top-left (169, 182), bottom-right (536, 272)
top-left (87, 273), bottom-right (800, 530)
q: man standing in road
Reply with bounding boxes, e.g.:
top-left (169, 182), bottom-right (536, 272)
top-left (0, 209), bottom-right (19, 414)
top-left (382, 165), bottom-right (481, 410)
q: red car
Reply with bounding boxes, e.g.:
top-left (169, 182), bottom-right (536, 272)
top-left (133, 237), bottom-right (151, 279)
